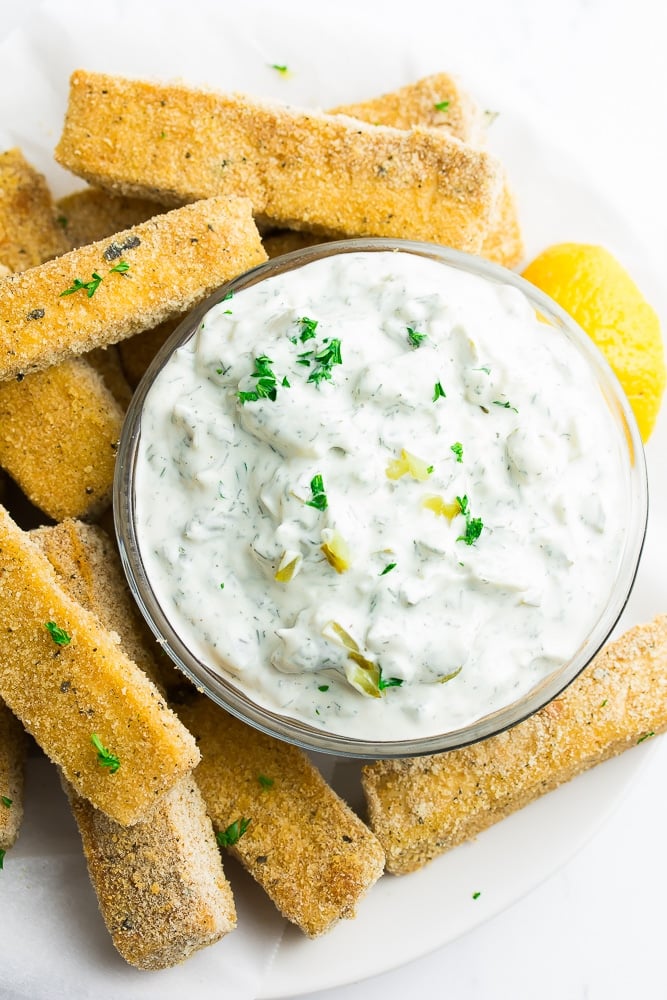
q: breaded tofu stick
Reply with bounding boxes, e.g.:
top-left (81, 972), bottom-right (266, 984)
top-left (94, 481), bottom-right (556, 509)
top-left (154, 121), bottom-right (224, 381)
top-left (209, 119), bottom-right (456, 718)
top-left (334, 76), bottom-right (522, 267)
top-left (0, 148), bottom-right (69, 271)
top-left (31, 519), bottom-right (163, 690)
top-left (31, 521), bottom-right (235, 968)
top-left (362, 616), bottom-right (667, 874)
top-left (330, 73), bottom-right (486, 143)
top-left (178, 696), bottom-right (385, 936)
top-left (0, 698), bottom-right (26, 851)
top-left (0, 506), bottom-right (199, 825)
top-left (0, 150), bottom-right (127, 518)
top-left (0, 195), bottom-right (266, 382)
top-left (57, 188), bottom-right (161, 249)
top-left (64, 775), bottom-right (236, 969)
top-left (0, 358), bottom-right (123, 520)
top-left (55, 70), bottom-right (504, 252)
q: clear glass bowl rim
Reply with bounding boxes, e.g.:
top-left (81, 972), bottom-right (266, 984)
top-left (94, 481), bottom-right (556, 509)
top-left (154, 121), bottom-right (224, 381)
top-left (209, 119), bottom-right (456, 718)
top-left (114, 237), bottom-right (649, 759)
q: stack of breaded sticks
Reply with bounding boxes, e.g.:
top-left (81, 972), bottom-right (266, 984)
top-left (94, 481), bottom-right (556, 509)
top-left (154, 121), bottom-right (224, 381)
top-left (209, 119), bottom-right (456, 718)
top-left (0, 68), bottom-right (665, 973)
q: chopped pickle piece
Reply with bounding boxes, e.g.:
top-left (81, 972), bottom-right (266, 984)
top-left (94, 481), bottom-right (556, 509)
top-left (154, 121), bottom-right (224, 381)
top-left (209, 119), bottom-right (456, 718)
top-left (344, 658), bottom-right (382, 699)
top-left (437, 666), bottom-right (462, 684)
top-left (322, 621), bottom-right (383, 699)
top-left (274, 549), bottom-right (302, 583)
top-left (320, 529), bottom-right (351, 573)
top-left (423, 494), bottom-right (460, 521)
top-left (386, 448), bottom-right (432, 482)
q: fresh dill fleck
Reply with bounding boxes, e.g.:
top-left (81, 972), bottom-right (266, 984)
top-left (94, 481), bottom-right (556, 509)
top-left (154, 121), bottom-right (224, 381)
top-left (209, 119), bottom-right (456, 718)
top-left (451, 442), bottom-right (463, 463)
top-left (318, 684), bottom-right (330, 692)
top-left (282, 375), bottom-right (291, 387)
top-left (0, 848), bottom-right (5, 869)
top-left (298, 316), bottom-right (318, 341)
top-left (473, 366), bottom-right (491, 375)
top-left (308, 338), bottom-right (343, 384)
top-left (472, 891), bottom-right (481, 900)
top-left (258, 774), bottom-right (274, 789)
top-left (45, 621), bottom-right (71, 646)
top-left (220, 583), bottom-right (225, 590)
top-left (433, 381), bottom-right (446, 402)
top-left (222, 290), bottom-right (234, 301)
top-left (1, 796), bottom-right (11, 808)
top-left (407, 327), bottom-right (427, 348)
top-left (378, 667), bottom-right (404, 691)
top-left (492, 400), bottom-right (518, 413)
top-left (270, 63), bottom-right (289, 75)
top-left (90, 733), bottom-right (120, 774)
top-left (217, 817), bottom-right (251, 846)
top-left (434, 100), bottom-right (450, 112)
top-left (427, 465), bottom-right (434, 474)
top-left (637, 731), bottom-right (655, 744)
top-left (306, 473), bottom-right (328, 511)
top-left (380, 562), bottom-right (397, 576)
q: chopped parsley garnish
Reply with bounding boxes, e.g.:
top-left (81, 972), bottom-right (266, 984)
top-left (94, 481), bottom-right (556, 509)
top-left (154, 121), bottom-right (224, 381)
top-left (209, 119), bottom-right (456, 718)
top-left (270, 63), bottom-right (289, 75)
top-left (306, 473), bottom-right (328, 511)
top-left (223, 290), bottom-right (234, 301)
top-left (407, 327), bottom-right (427, 348)
top-left (258, 774), bottom-right (274, 789)
top-left (60, 272), bottom-right (103, 298)
top-left (472, 891), bottom-right (481, 900)
top-left (217, 817), bottom-right (251, 846)
top-left (45, 621), bottom-right (71, 646)
top-left (451, 442), bottom-right (463, 463)
top-left (455, 494), bottom-right (484, 546)
top-left (220, 583), bottom-right (225, 590)
top-left (378, 667), bottom-right (404, 691)
top-left (281, 375), bottom-right (291, 387)
top-left (1, 796), bottom-right (12, 808)
top-left (433, 381), bottom-right (446, 402)
top-left (637, 731), bottom-right (655, 744)
top-left (91, 733), bottom-right (120, 774)
top-left (318, 684), bottom-right (330, 692)
top-left (238, 354), bottom-right (280, 404)
top-left (308, 338), bottom-right (342, 384)
top-left (492, 400), bottom-right (518, 413)
top-left (434, 100), bottom-right (450, 112)
top-left (427, 465), bottom-right (434, 474)
top-left (0, 848), bottom-right (5, 869)
top-left (60, 260), bottom-right (131, 298)
top-left (298, 316), bottom-right (318, 341)
top-left (108, 260), bottom-right (130, 275)
top-left (296, 350), bottom-right (313, 366)
top-left (380, 562), bottom-right (397, 576)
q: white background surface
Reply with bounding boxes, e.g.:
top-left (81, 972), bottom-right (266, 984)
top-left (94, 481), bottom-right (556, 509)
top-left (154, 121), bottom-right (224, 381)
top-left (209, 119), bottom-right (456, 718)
top-left (1, 1), bottom-right (666, 999)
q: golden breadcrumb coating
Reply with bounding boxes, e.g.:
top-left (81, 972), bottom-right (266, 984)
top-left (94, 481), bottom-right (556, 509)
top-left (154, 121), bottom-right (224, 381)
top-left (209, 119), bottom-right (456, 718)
top-left (0, 195), bottom-right (266, 381)
top-left (65, 775), bottom-right (236, 969)
top-left (0, 359), bottom-right (123, 520)
top-left (0, 698), bottom-right (25, 850)
top-left (0, 506), bottom-right (199, 825)
top-left (179, 696), bottom-right (385, 936)
top-left (55, 70), bottom-right (504, 251)
top-left (363, 616), bottom-right (667, 873)
top-left (0, 148), bottom-right (69, 271)
top-left (57, 187), bottom-right (162, 249)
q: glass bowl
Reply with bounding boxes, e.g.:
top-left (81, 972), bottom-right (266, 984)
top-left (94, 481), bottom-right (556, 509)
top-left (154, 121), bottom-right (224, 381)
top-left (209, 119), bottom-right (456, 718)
top-left (114, 238), bottom-right (648, 759)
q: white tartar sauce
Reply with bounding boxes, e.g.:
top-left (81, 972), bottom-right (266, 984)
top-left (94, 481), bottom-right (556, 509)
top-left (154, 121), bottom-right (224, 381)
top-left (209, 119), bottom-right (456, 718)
top-left (136, 250), bottom-right (627, 741)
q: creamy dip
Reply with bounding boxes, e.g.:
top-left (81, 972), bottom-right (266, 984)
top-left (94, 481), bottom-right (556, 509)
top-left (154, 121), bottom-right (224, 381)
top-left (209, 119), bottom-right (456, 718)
top-left (135, 250), bottom-right (627, 741)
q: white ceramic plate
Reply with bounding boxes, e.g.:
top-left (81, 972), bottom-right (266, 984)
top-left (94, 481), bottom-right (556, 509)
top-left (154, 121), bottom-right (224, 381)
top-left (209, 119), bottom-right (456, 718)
top-left (1, 2), bottom-right (665, 998)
